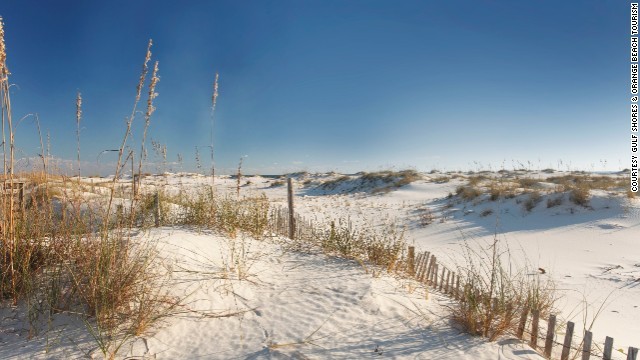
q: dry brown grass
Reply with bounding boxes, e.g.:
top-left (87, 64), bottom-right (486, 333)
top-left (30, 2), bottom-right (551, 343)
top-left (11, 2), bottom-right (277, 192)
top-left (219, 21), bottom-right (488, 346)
top-left (522, 191), bottom-right (542, 212)
top-left (451, 237), bottom-right (556, 341)
top-left (456, 185), bottom-right (482, 201)
top-left (0, 28), bottom-right (182, 359)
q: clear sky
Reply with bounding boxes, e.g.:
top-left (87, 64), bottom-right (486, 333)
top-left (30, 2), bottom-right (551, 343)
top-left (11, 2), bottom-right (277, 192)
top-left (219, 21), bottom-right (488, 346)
top-left (0, 1), bottom-right (629, 175)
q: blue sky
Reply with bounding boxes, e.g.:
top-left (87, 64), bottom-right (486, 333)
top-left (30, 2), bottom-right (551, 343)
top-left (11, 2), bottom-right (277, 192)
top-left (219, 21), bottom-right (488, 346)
top-left (0, 1), bottom-right (629, 175)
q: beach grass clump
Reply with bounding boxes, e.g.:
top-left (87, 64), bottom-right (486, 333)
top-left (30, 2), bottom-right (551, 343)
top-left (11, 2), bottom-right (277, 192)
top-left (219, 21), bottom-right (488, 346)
top-left (320, 220), bottom-right (406, 271)
top-left (432, 176), bottom-right (450, 183)
top-left (522, 191), bottom-right (542, 212)
top-left (546, 195), bottom-right (563, 208)
top-left (364, 169), bottom-right (422, 192)
top-left (569, 185), bottom-right (590, 207)
top-left (451, 238), bottom-right (556, 341)
top-left (488, 182), bottom-right (517, 201)
top-left (456, 185), bottom-right (482, 201)
top-left (468, 175), bottom-right (489, 187)
top-left (418, 207), bottom-right (434, 226)
top-left (0, 24), bottom-right (181, 358)
top-left (516, 177), bottom-right (539, 189)
top-left (178, 188), bottom-right (270, 239)
top-left (319, 175), bottom-right (351, 190)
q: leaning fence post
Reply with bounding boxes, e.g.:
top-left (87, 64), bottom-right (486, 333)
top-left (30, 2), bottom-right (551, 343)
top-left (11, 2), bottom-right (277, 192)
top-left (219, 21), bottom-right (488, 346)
top-left (561, 321), bottom-right (575, 360)
top-left (582, 330), bottom-right (593, 360)
top-left (544, 314), bottom-right (556, 358)
top-left (154, 191), bottom-right (160, 227)
top-left (420, 253), bottom-right (429, 280)
top-left (603, 336), bottom-right (614, 360)
top-left (433, 263), bottom-right (438, 288)
top-left (426, 256), bottom-right (435, 284)
top-left (415, 252), bottom-right (423, 278)
top-left (408, 246), bottom-right (415, 276)
top-left (287, 178), bottom-right (295, 239)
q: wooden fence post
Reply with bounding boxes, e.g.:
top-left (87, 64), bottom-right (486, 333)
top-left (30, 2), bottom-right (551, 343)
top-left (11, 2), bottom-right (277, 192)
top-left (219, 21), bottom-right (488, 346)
top-left (116, 204), bottom-right (123, 225)
top-left (154, 191), bottom-right (160, 227)
top-left (517, 307), bottom-right (529, 339)
top-left (561, 321), bottom-right (575, 360)
top-left (287, 178), bottom-right (295, 239)
top-left (408, 246), bottom-right (415, 276)
top-left (531, 309), bottom-right (540, 349)
top-left (433, 263), bottom-right (438, 288)
top-left (582, 331), bottom-right (592, 360)
top-left (418, 252), bottom-right (428, 281)
top-left (422, 253), bottom-right (430, 279)
top-left (415, 252), bottom-right (423, 278)
top-left (444, 270), bottom-right (451, 293)
top-left (439, 267), bottom-right (446, 291)
top-left (544, 314), bottom-right (556, 358)
top-left (448, 272), bottom-right (455, 295)
top-left (603, 336), bottom-right (614, 360)
top-left (628, 347), bottom-right (638, 360)
top-left (426, 256), bottom-right (435, 285)
top-left (18, 183), bottom-right (24, 209)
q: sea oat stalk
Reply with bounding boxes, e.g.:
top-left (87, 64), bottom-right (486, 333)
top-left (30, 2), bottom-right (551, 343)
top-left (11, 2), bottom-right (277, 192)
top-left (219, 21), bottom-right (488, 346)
top-left (0, 16), bottom-right (18, 301)
top-left (104, 39), bottom-right (152, 234)
top-left (210, 72), bottom-right (219, 184)
top-left (76, 92), bottom-right (82, 180)
top-left (137, 60), bottom-right (159, 186)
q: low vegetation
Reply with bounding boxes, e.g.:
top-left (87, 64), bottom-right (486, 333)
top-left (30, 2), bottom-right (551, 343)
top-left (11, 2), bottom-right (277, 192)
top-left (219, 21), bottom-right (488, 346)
top-left (319, 170), bottom-right (422, 193)
top-left (452, 171), bottom-right (633, 211)
top-left (452, 238), bottom-right (556, 341)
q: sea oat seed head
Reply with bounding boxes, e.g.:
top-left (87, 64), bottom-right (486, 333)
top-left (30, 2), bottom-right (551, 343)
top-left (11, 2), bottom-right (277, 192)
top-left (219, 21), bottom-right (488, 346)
top-left (145, 61), bottom-right (160, 120)
top-left (211, 72), bottom-right (219, 112)
top-left (0, 17), bottom-right (9, 78)
top-left (76, 92), bottom-right (82, 121)
top-left (136, 39), bottom-right (153, 102)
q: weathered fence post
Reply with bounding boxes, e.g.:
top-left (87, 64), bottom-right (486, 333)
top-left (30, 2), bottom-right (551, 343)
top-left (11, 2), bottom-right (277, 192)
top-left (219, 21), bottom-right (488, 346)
top-left (116, 204), bottom-right (123, 225)
top-left (603, 336), bottom-right (614, 360)
top-left (439, 267), bottom-right (446, 291)
top-left (628, 347), bottom-right (639, 360)
top-left (426, 256), bottom-right (435, 285)
top-left (419, 252), bottom-right (429, 281)
top-left (18, 182), bottom-right (24, 209)
top-left (448, 272), bottom-right (455, 295)
top-left (154, 191), bottom-right (160, 227)
top-left (544, 314), bottom-right (556, 358)
top-left (408, 246), bottom-right (415, 276)
top-left (517, 307), bottom-right (529, 339)
top-left (582, 330), bottom-right (592, 360)
top-left (287, 178), bottom-right (295, 239)
top-left (561, 321), bottom-right (575, 360)
top-left (433, 263), bottom-right (439, 288)
top-left (444, 270), bottom-right (451, 293)
top-left (531, 309), bottom-right (540, 349)
top-left (415, 252), bottom-right (423, 278)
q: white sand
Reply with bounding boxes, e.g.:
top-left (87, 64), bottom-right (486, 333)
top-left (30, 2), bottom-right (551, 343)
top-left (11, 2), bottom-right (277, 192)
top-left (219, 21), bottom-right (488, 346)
top-left (1, 171), bottom-right (637, 359)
